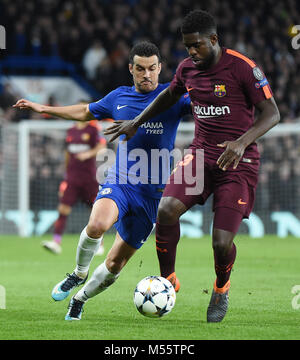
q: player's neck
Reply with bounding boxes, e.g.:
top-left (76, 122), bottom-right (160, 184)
top-left (213, 45), bottom-right (222, 66)
top-left (76, 122), bottom-right (88, 129)
top-left (135, 83), bottom-right (159, 94)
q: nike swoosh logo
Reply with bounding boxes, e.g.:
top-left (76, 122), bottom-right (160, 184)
top-left (156, 246), bottom-right (168, 253)
top-left (238, 199), bottom-right (247, 205)
top-left (117, 105), bottom-right (128, 110)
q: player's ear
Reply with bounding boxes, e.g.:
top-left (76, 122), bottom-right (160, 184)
top-left (210, 33), bottom-right (218, 46)
top-left (158, 62), bottom-right (162, 75)
top-left (129, 63), bottom-right (133, 75)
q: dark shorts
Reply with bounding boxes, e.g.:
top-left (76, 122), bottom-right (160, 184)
top-left (163, 151), bottom-right (259, 231)
top-left (59, 178), bottom-right (99, 207)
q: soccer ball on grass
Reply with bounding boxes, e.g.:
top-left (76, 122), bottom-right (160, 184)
top-left (134, 276), bottom-right (176, 318)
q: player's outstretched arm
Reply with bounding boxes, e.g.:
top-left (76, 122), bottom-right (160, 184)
top-left (104, 87), bottom-right (181, 142)
top-left (217, 97), bottom-right (280, 171)
top-left (133, 87), bottom-right (182, 127)
top-left (13, 99), bottom-right (94, 122)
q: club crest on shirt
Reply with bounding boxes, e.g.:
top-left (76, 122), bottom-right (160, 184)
top-left (100, 188), bottom-right (112, 195)
top-left (81, 133), bottom-right (90, 141)
top-left (214, 84), bottom-right (226, 97)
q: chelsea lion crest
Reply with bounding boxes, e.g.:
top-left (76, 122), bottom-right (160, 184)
top-left (100, 188), bottom-right (112, 195)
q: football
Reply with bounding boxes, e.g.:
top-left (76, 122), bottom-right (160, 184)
top-left (133, 276), bottom-right (176, 318)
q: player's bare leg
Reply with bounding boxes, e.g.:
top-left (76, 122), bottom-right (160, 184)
top-left (105, 231), bottom-right (137, 273)
top-left (66, 232), bottom-right (137, 320)
top-left (51, 198), bottom-right (118, 302)
top-left (41, 203), bottom-right (71, 254)
top-left (155, 196), bottom-right (187, 292)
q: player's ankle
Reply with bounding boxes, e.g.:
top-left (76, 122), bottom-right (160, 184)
top-left (214, 279), bottom-right (230, 294)
top-left (166, 272), bottom-right (180, 292)
top-left (53, 234), bottom-right (62, 244)
top-left (74, 269), bottom-right (88, 279)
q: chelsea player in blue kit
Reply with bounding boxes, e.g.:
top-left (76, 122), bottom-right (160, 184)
top-left (14, 41), bottom-right (190, 320)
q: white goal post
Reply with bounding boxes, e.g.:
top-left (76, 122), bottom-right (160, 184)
top-left (18, 121), bottom-right (73, 237)
top-left (0, 119), bottom-right (300, 238)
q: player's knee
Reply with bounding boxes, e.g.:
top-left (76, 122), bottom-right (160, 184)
top-left (58, 203), bottom-right (72, 216)
top-left (212, 231), bottom-right (233, 256)
top-left (105, 257), bottom-right (124, 274)
top-left (87, 219), bottom-right (110, 238)
top-left (157, 198), bottom-right (181, 224)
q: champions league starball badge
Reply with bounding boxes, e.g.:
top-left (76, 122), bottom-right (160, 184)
top-left (253, 66), bottom-right (264, 81)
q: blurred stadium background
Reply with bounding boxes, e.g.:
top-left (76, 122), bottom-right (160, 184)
top-left (0, 0), bottom-right (300, 239)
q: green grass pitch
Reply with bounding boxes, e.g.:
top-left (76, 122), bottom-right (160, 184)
top-left (0, 233), bottom-right (299, 340)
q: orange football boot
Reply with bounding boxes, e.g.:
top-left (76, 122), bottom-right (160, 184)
top-left (166, 272), bottom-right (180, 293)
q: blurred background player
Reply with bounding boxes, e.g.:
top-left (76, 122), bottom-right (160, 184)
top-left (41, 103), bottom-right (107, 255)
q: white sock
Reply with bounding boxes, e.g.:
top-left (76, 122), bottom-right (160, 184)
top-left (74, 226), bottom-right (103, 277)
top-left (75, 261), bottom-right (119, 302)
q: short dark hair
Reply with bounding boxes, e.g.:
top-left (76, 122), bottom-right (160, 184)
top-left (129, 41), bottom-right (161, 64)
top-left (181, 10), bottom-right (217, 36)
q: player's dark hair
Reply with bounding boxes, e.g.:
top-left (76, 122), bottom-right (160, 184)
top-left (181, 10), bottom-right (217, 36)
top-left (129, 41), bottom-right (161, 64)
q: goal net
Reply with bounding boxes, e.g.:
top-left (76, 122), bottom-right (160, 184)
top-left (0, 120), bottom-right (113, 237)
top-left (0, 120), bottom-right (299, 238)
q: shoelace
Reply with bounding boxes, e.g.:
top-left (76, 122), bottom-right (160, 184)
top-left (61, 273), bottom-right (81, 291)
top-left (69, 298), bottom-right (84, 318)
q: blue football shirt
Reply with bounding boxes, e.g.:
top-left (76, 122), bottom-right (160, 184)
top-left (89, 83), bottom-right (191, 199)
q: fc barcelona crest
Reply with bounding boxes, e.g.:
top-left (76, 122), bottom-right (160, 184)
top-left (214, 84), bottom-right (226, 97)
top-left (81, 133), bottom-right (90, 141)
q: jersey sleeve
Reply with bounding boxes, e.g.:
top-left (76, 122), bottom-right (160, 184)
top-left (89, 125), bottom-right (99, 148)
top-left (90, 122), bottom-right (107, 146)
top-left (169, 62), bottom-right (187, 96)
top-left (89, 89), bottom-right (117, 120)
top-left (99, 134), bottom-right (107, 145)
top-left (234, 59), bottom-right (273, 106)
top-left (98, 126), bottom-right (107, 145)
top-left (178, 93), bottom-right (192, 117)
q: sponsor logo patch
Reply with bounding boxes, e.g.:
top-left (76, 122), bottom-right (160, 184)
top-left (255, 78), bottom-right (269, 88)
top-left (117, 105), bottom-right (128, 110)
top-left (193, 104), bottom-right (231, 118)
top-left (253, 66), bottom-right (264, 80)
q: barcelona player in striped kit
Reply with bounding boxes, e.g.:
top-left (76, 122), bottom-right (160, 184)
top-left (41, 119), bottom-right (107, 255)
